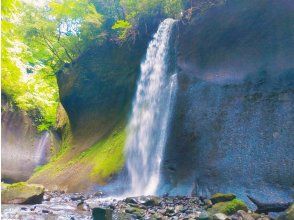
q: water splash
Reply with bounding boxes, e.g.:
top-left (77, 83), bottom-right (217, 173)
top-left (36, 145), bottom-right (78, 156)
top-left (35, 131), bottom-right (50, 165)
top-left (125, 18), bottom-right (177, 196)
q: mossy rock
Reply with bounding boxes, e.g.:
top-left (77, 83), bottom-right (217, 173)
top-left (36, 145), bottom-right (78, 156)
top-left (207, 199), bottom-right (248, 215)
top-left (92, 207), bottom-right (112, 220)
top-left (278, 204), bottom-right (294, 220)
top-left (210, 193), bottom-right (236, 204)
top-left (125, 207), bottom-right (145, 218)
top-left (1, 182), bottom-right (45, 204)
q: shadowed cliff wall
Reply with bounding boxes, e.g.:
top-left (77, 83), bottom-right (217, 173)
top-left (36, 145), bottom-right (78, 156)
top-left (161, 0), bottom-right (294, 203)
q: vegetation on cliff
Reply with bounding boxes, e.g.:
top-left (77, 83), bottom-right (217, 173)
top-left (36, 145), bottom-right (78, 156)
top-left (29, 124), bottom-right (126, 191)
top-left (2, 0), bottom-right (184, 131)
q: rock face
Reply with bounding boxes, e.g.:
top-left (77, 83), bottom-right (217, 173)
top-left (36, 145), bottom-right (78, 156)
top-left (162, 0), bottom-right (294, 202)
top-left (1, 182), bottom-right (45, 204)
top-left (56, 17), bottom-right (162, 149)
top-left (1, 95), bottom-right (56, 182)
top-left (26, 17), bottom-right (163, 192)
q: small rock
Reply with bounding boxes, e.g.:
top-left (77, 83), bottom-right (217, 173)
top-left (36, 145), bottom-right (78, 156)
top-left (20, 207), bottom-right (27, 211)
top-left (109, 204), bottom-right (116, 210)
top-left (93, 191), bottom-right (104, 197)
top-left (232, 210), bottom-right (254, 220)
top-left (199, 211), bottom-right (210, 220)
top-left (256, 216), bottom-right (270, 220)
top-left (166, 207), bottom-right (174, 214)
top-left (125, 197), bottom-right (138, 204)
top-left (175, 205), bottom-right (184, 213)
top-left (71, 195), bottom-right (84, 201)
top-left (42, 210), bottom-right (50, 214)
top-left (213, 213), bottom-right (230, 220)
top-left (77, 201), bottom-right (90, 211)
top-left (188, 213), bottom-right (200, 219)
top-left (204, 199), bottom-right (213, 208)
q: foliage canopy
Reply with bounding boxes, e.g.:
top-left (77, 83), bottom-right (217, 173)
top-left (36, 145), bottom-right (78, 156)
top-left (1, 0), bottom-right (184, 131)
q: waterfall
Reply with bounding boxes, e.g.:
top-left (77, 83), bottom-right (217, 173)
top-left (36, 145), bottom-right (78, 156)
top-left (35, 131), bottom-right (50, 165)
top-left (125, 18), bottom-right (177, 196)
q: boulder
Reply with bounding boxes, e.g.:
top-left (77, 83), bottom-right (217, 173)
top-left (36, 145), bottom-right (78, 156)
top-left (92, 207), bottom-right (112, 220)
top-left (210, 193), bottom-right (236, 204)
top-left (278, 204), bottom-right (294, 220)
top-left (1, 182), bottom-right (44, 204)
top-left (208, 199), bottom-right (248, 215)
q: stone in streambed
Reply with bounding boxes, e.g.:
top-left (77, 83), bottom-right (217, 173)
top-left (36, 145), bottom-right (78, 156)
top-left (210, 193), bottom-right (236, 204)
top-left (208, 199), bottom-right (248, 215)
top-left (199, 211), bottom-right (211, 220)
top-left (125, 206), bottom-right (145, 218)
top-left (1, 182), bottom-right (45, 204)
top-left (92, 207), bottom-right (112, 220)
top-left (213, 213), bottom-right (230, 220)
top-left (230, 210), bottom-right (255, 220)
top-left (139, 195), bottom-right (161, 206)
top-left (125, 197), bottom-right (138, 204)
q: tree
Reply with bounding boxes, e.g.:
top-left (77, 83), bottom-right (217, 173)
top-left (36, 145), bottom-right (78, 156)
top-left (1, 0), bottom-right (104, 131)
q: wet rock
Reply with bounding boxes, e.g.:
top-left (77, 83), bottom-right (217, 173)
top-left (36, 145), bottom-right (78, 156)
top-left (71, 195), bottom-right (84, 201)
top-left (208, 199), bottom-right (248, 215)
top-left (42, 209), bottom-right (50, 214)
top-left (125, 197), bottom-right (138, 204)
top-left (92, 207), bottom-right (112, 220)
top-left (175, 205), bottom-right (184, 213)
top-left (188, 212), bottom-right (201, 219)
top-left (1, 182), bottom-right (45, 204)
top-left (204, 199), bottom-right (213, 208)
top-left (125, 206), bottom-right (145, 219)
top-left (77, 201), bottom-right (90, 211)
top-left (210, 193), bottom-right (236, 204)
top-left (230, 210), bottom-right (254, 220)
top-left (277, 204), bottom-right (294, 220)
top-left (199, 211), bottom-right (211, 220)
top-left (256, 216), bottom-right (270, 220)
top-left (93, 191), bottom-right (104, 197)
top-left (213, 213), bottom-right (230, 220)
top-left (140, 195), bottom-right (161, 206)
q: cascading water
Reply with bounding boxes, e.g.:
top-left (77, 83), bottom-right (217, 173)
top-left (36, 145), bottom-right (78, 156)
top-left (125, 18), bottom-right (177, 196)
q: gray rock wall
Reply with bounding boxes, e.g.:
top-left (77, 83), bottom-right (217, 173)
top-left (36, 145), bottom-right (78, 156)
top-left (1, 97), bottom-right (56, 182)
top-left (161, 0), bottom-right (294, 203)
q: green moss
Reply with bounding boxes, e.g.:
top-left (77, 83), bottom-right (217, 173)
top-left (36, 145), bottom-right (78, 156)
top-left (31, 109), bottom-right (73, 177)
top-left (30, 124), bottom-right (126, 186)
top-left (210, 193), bottom-right (236, 204)
top-left (1, 182), bottom-right (45, 204)
top-left (208, 199), bottom-right (248, 215)
top-left (5, 182), bottom-right (27, 189)
top-left (70, 126), bottom-right (126, 183)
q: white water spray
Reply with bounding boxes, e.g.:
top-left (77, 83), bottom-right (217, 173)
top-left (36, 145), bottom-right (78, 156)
top-left (125, 18), bottom-right (177, 196)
